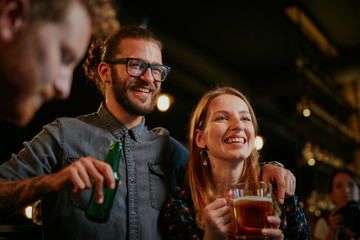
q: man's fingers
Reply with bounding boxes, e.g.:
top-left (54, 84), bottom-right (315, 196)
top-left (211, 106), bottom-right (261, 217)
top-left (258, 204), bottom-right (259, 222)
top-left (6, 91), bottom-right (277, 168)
top-left (279, 170), bottom-right (296, 201)
top-left (66, 159), bottom-right (92, 191)
top-left (276, 180), bottom-right (286, 204)
top-left (69, 170), bottom-right (86, 193)
top-left (78, 157), bottom-right (107, 203)
top-left (91, 157), bottom-right (116, 189)
top-left (286, 172), bottom-right (296, 197)
top-left (75, 157), bottom-right (116, 204)
top-left (261, 164), bottom-right (296, 204)
top-left (62, 156), bottom-right (117, 204)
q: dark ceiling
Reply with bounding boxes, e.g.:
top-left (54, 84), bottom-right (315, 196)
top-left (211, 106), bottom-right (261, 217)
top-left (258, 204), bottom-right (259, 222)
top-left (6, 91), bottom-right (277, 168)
top-left (1, 0), bottom-right (360, 184)
top-left (114, 0), bottom-right (360, 169)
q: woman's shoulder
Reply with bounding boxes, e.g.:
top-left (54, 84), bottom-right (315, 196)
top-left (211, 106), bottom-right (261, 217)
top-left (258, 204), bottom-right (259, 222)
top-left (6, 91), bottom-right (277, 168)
top-left (313, 217), bottom-right (329, 240)
top-left (315, 217), bottom-right (328, 227)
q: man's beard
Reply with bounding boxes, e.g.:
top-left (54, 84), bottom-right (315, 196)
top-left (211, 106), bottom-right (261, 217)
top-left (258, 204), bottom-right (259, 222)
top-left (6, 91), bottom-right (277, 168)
top-left (111, 70), bottom-right (160, 116)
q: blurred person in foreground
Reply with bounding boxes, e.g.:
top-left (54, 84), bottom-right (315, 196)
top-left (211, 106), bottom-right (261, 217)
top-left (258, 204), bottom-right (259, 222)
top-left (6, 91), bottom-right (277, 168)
top-left (164, 86), bottom-right (311, 240)
top-left (313, 169), bottom-right (360, 240)
top-left (0, 26), bottom-right (297, 239)
top-left (0, 0), bottom-right (119, 127)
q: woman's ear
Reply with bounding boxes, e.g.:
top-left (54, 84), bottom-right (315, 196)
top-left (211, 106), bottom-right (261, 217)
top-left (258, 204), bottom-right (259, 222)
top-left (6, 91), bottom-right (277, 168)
top-left (98, 62), bottom-right (111, 83)
top-left (0, 0), bottom-right (29, 41)
top-left (194, 129), bottom-right (206, 149)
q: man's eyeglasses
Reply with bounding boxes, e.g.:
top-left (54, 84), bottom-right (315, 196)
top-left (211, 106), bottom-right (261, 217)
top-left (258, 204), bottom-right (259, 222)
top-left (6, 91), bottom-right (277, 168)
top-left (106, 58), bottom-right (171, 82)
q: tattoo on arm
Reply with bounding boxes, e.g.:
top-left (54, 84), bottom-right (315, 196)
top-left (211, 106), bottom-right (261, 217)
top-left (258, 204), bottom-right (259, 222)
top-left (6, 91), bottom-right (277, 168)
top-left (0, 176), bottom-right (51, 217)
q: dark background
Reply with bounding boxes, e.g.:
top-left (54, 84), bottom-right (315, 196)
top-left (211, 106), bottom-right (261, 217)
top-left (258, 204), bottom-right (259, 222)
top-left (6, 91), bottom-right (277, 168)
top-left (1, 0), bottom-right (360, 235)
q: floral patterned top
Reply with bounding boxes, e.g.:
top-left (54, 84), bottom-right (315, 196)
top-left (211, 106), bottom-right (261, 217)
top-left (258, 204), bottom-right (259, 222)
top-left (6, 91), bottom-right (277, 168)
top-left (164, 188), bottom-right (311, 240)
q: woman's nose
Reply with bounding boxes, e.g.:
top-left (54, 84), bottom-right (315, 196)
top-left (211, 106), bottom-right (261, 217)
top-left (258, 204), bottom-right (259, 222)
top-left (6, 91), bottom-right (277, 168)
top-left (230, 119), bottom-right (244, 131)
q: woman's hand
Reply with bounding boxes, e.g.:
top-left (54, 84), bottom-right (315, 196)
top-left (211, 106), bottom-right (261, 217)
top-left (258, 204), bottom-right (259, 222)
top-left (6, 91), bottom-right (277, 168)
top-left (327, 205), bottom-right (358, 239)
top-left (203, 197), bottom-right (232, 240)
top-left (328, 205), bottom-right (345, 231)
top-left (261, 216), bottom-right (284, 240)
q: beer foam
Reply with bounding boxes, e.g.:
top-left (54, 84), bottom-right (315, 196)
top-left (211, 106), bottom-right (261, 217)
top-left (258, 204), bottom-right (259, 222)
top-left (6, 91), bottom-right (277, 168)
top-left (233, 196), bottom-right (272, 203)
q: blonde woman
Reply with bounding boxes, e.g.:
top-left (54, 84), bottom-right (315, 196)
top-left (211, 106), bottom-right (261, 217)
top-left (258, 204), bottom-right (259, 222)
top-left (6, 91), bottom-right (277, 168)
top-left (164, 87), bottom-right (310, 240)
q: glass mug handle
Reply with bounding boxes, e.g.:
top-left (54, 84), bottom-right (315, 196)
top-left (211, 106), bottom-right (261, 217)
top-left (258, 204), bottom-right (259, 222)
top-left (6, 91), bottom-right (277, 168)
top-left (32, 199), bottom-right (42, 225)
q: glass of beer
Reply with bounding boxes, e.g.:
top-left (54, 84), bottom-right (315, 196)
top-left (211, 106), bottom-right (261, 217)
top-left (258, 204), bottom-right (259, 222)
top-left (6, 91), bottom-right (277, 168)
top-left (230, 181), bottom-right (272, 239)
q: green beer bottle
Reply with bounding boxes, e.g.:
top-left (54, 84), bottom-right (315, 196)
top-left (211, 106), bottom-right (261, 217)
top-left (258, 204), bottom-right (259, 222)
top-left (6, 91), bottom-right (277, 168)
top-left (85, 141), bottom-right (122, 223)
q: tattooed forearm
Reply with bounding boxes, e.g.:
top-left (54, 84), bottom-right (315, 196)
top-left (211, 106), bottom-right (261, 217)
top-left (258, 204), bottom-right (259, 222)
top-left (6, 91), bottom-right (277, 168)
top-left (0, 181), bottom-right (26, 208)
top-left (0, 176), bottom-right (51, 217)
top-left (28, 176), bottom-right (51, 199)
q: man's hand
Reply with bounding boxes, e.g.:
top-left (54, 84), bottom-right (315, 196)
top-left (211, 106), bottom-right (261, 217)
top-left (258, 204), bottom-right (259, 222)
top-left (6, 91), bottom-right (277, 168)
top-left (0, 156), bottom-right (117, 218)
top-left (49, 156), bottom-right (116, 204)
top-left (261, 164), bottom-right (296, 204)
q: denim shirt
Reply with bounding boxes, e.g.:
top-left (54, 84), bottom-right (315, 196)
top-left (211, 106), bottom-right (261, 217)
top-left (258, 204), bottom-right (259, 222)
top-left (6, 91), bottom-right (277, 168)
top-left (0, 102), bottom-right (189, 240)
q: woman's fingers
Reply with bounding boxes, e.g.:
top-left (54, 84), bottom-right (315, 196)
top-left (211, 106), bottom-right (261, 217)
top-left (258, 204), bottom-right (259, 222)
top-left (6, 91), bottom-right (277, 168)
top-left (261, 216), bottom-right (284, 240)
top-left (262, 228), bottom-right (284, 240)
top-left (267, 215), bottom-right (281, 228)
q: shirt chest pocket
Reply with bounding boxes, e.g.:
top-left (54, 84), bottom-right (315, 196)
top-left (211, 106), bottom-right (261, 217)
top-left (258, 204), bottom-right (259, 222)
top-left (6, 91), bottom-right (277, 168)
top-left (66, 157), bottom-right (90, 211)
top-left (147, 163), bottom-right (172, 210)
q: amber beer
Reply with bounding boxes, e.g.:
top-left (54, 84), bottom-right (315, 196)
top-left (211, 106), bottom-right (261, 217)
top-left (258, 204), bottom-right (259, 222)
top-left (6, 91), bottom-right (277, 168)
top-left (233, 196), bottom-right (272, 237)
top-left (230, 182), bottom-right (272, 239)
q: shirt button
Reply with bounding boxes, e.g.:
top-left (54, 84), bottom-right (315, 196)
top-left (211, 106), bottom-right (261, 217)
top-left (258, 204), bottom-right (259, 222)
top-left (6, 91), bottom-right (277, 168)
top-left (130, 179), bottom-right (134, 183)
top-left (130, 211), bottom-right (136, 215)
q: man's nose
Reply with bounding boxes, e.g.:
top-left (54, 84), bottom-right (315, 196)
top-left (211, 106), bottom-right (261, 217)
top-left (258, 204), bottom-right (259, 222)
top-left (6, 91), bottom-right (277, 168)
top-left (139, 67), bottom-right (155, 84)
top-left (53, 71), bottom-right (73, 99)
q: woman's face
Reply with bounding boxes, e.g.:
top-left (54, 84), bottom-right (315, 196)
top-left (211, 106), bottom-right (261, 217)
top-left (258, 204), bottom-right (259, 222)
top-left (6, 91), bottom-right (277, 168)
top-left (330, 172), bottom-right (359, 206)
top-left (195, 94), bottom-right (255, 166)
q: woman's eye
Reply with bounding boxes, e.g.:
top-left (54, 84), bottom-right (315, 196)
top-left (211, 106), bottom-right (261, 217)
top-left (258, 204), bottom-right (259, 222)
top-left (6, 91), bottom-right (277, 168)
top-left (216, 116), bottom-right (227, 121)
top-left (335, 183), bottom-right (343, 189)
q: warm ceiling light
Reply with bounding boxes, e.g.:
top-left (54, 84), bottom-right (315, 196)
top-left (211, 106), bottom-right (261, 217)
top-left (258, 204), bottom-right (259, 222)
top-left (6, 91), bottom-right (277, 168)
top-left (156, 94), bottom-right (172, 112)
top-left (308, 158), bottom-right (316, 166)
top-left (255, 136), bottom-right (264, 150)
top-left (303, 108), bottom-right (311, 117)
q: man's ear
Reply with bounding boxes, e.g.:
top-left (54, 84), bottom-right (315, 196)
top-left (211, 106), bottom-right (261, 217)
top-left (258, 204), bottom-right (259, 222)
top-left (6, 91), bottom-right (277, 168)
top-left (98, 62), bottom-right (111, 83)
top-left (0, 0), bottom-right (29, 41)
top-left (194, 129), bottom-right (206, 149)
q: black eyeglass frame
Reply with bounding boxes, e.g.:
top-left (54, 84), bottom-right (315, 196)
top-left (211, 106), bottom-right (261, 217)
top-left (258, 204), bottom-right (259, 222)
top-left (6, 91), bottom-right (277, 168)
top-left (106, 57), bottom-right (171, 82)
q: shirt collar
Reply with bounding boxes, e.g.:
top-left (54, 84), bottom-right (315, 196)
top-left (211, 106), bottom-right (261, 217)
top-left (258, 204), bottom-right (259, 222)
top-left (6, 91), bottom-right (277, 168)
top-left (97, 102), bottom-right (145, 142)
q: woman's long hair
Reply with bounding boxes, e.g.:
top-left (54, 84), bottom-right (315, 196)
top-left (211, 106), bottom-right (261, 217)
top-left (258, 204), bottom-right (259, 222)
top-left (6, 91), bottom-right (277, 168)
top-left (187, 86), bottom-right (261, 229)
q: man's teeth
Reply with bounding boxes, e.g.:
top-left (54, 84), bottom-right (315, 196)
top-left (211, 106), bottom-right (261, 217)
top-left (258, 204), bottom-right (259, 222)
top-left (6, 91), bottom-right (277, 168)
top-left (134, 87), bottom-right (150, 93)
top-left (225, 138), bottom-right (245, 144)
